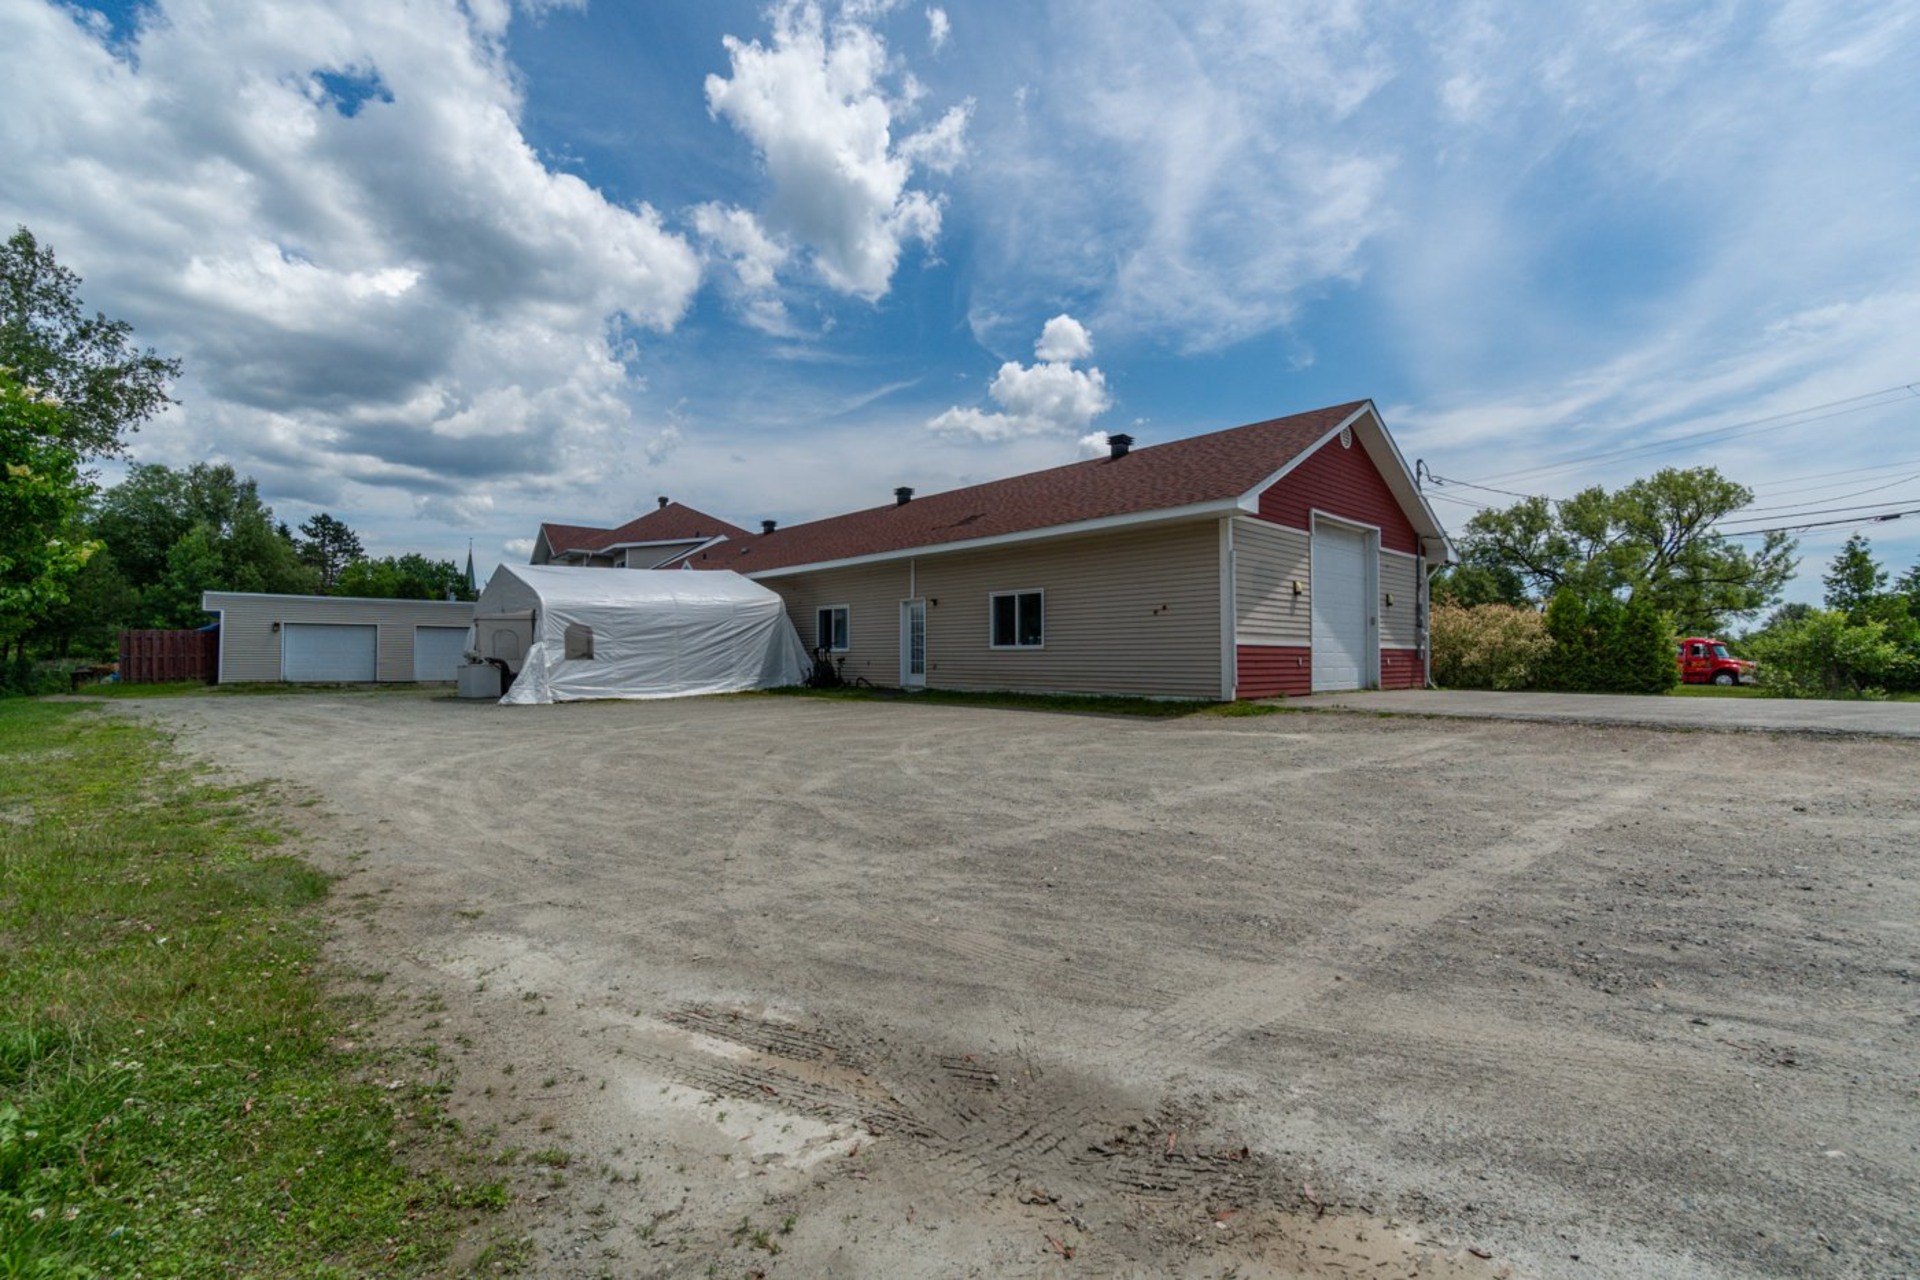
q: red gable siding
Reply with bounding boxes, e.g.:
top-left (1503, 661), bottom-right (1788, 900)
top-left (1256, 435), bottom-right (1420, 554)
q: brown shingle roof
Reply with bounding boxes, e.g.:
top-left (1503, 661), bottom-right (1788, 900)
top-left (698, 401), bottom-right (1371, 575)
top-left (541, 502), bottom-right (751, 557)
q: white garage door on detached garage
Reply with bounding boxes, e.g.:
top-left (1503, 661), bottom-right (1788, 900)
top-left (1311, 521), bottom-right (1374, 692)
top-left (413, 626), bottom-right (470, 682)
top-left (282, 623), bottom-right (376, 682)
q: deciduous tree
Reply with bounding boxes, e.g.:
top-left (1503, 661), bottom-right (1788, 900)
top-left (1, 227), bottom-right (181, 459)
top-left (0, 371), bottom-right (98, 664)
top-left (1456, 467), bottom-right (1795, 632)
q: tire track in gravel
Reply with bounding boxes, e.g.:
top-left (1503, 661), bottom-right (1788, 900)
top-left (1100, 765), bottom-right (1698, 1073)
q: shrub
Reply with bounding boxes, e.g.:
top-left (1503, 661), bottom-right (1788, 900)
top-left (1536, 589), bottom-right (1677, 694)
top-left (1430, 603), bottom-right (1551, 690)
top-left (1745, 609), bottom-right (1910, 698)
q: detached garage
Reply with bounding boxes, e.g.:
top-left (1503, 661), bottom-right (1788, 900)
top-left (202, 592), bottom-right (476, 684)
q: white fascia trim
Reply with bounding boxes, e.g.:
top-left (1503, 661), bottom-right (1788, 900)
top-left (1234, 405), bottom-right (1374, 512)
top-left (744, 498), bottom-right (1242, 580)
top-left (1351, 403), bottom-right (1457, 564)
top-left (1382, 545), bottom-right (1421, 561)
top-left (1235, 402), bottom-right (1458, 564)
top-left (650, 534), bottom-right (733, 568)
top-left (602, 536), bottom-right (709, 552)
top-left (200, 591), bottom-right (476, 611)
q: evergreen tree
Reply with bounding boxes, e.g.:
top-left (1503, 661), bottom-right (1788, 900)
top-left (1822, 534), bottom-right (1885, 621)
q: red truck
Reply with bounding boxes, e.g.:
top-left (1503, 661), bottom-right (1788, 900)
top-left (1676, 637), bottom-right (1757, 685)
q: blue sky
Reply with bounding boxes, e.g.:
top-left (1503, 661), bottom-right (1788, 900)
top-left (3, 0), bottom-right (1917, 610)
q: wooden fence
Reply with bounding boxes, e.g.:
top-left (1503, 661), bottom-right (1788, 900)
top-left (119, 628), bottom-right (219, 683)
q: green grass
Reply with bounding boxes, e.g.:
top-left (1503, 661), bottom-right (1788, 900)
top-left (1666, 683), bottom-right (1773, 698)
top-left (0, 700), bottom-right (498, 1277)
top-left (760, 685), bottom-right (1285, 718)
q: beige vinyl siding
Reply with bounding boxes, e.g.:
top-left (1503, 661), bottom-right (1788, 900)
top-left (624, 541), bottom-right (703, 568)
top-left (1379, 550), bottom-right (1420, 649)
top-left (1233, 517), bottom-right (1312, 645)
top-left (763, 562), bottom-right (911, 686)
top-left (923, 521), bottom-right (1220, 697)
top-left (762, 521), bottom-right (1224, 697)
top-left (204, 592), bottom-right (475, 683)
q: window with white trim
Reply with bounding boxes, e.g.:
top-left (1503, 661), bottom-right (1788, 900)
top-left (816, 605), bottom-right (849, 652)
top-left (989, 590), bottom-right (1044, 648)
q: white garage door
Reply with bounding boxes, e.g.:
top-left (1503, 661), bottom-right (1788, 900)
top-left (1311, 524), bottom-right (1371, 692)
top-left (413, 626), bottom-right (470, 682)
top-left (282, 623), bottom-right (377, 683)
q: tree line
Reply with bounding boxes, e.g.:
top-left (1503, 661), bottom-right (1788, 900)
top-left (2, 226), bottom-right (472, 688)
top-left (1431, 466), bottom-right (1920, 698)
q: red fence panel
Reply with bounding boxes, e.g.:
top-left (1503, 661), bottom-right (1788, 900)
top-left (118, 629), bottom-right (219, 683)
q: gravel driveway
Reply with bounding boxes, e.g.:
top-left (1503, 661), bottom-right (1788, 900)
top-left (127, 692), bottom-right (1920, 1279)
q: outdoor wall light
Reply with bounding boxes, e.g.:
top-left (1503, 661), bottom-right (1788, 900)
top-left (1290, 580), bottom-right (1303, 595)
top-left (270, 621), bottom-right (281, 631)
top-left (1385, 593), bottom-right (1395, 606)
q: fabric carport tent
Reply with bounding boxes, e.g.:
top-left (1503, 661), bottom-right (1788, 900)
top-left (472, 564), bottom-right (809, 704)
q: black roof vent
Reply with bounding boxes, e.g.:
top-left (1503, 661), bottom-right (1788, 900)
top-left (657, 495), bottom-right (669, 509)
top-left (894, 486), bottom-right (914, 506)
top-left (1108, 433), bottom-right (1134, 460)
top-left (761, 519), bottom-right (777, 535)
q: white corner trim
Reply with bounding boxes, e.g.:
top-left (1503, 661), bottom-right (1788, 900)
top-left (1218, 517), bottom-right (1237, 701)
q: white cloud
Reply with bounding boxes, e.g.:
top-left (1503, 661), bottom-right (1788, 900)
top-left (0, 0), bottom-right (701, 530)
top-left (691, 202), bottom-right (797, 334)
top-left (643, 424), bottom-right (683, 467)
top-left (1033, 314), bottom-right (1093, 362)
top-left (963, 0), bottom-right (1394, 351)
top-left (415, 491), bottom-right (495, 527)
top-left (929, 314), bottom-right (1112, 441)
top-left (704, 0), bottom-right (967, 301)
top-left (926, 7), bottom-right (950, 52)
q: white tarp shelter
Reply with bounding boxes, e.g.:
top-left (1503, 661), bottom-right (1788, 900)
top-left (476, 565), bottom-right (808, 704)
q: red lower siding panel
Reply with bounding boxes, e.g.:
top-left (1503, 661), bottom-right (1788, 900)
top-left (1237, 645), bottom-right (1311, 698)
top-left (1381, 648), bottom-right (1425, 689)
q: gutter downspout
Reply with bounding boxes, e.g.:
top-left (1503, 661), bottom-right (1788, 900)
top-left (1419, 539), bottom-right (1437, 689)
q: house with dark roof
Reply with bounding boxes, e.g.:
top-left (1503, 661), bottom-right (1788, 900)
top-left (532, 401), bottom-right (1452, 699)
top-left (532, 499), bottom-right (750, 569)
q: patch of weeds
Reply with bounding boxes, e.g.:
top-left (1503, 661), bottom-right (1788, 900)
top-left (473, 1230), bottom-right (536, 1274)
top-left (529, 1147), bottom-right (572, 1168)
top-left (450, 1180), bottom-right (511, 1212)
top-left (0, 701), bottom-right (503, 1277)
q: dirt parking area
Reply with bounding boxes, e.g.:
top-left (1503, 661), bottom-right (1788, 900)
top-left (128, 693), bottom-right (1919, 1279)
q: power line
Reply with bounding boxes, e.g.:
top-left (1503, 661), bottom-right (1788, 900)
top-left (1470, 382), bottom-right (1920, 486)
top-left (1747, 456), bottom-right (1920, 493)
top-left (1729, 472), bottom-right (1920, 516)
top-left (1719, 507), bottom-right (1920, 538)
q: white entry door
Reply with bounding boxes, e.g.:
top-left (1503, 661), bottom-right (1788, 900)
top-left (900, 599), bottom-right (927, 688)
top-left (413, 625), bottom-right (470, 682)
top-left (1311, 523), bottom-right (1372, 692)
top-left (282, 623), bottom-right (377, 682)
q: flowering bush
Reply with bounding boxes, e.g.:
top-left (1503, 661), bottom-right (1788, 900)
top-left (1430, 603), bottom-right (1551, 690)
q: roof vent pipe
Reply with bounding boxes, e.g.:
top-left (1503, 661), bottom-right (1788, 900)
top-left (1108, 433), bottom-right (1134, 460)
top-left (657, 495), bottom-right (669, 509)
top-left (761, 519), bottom-right (777, 535)
top-left (894, 486), bottom-right (914, 506)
